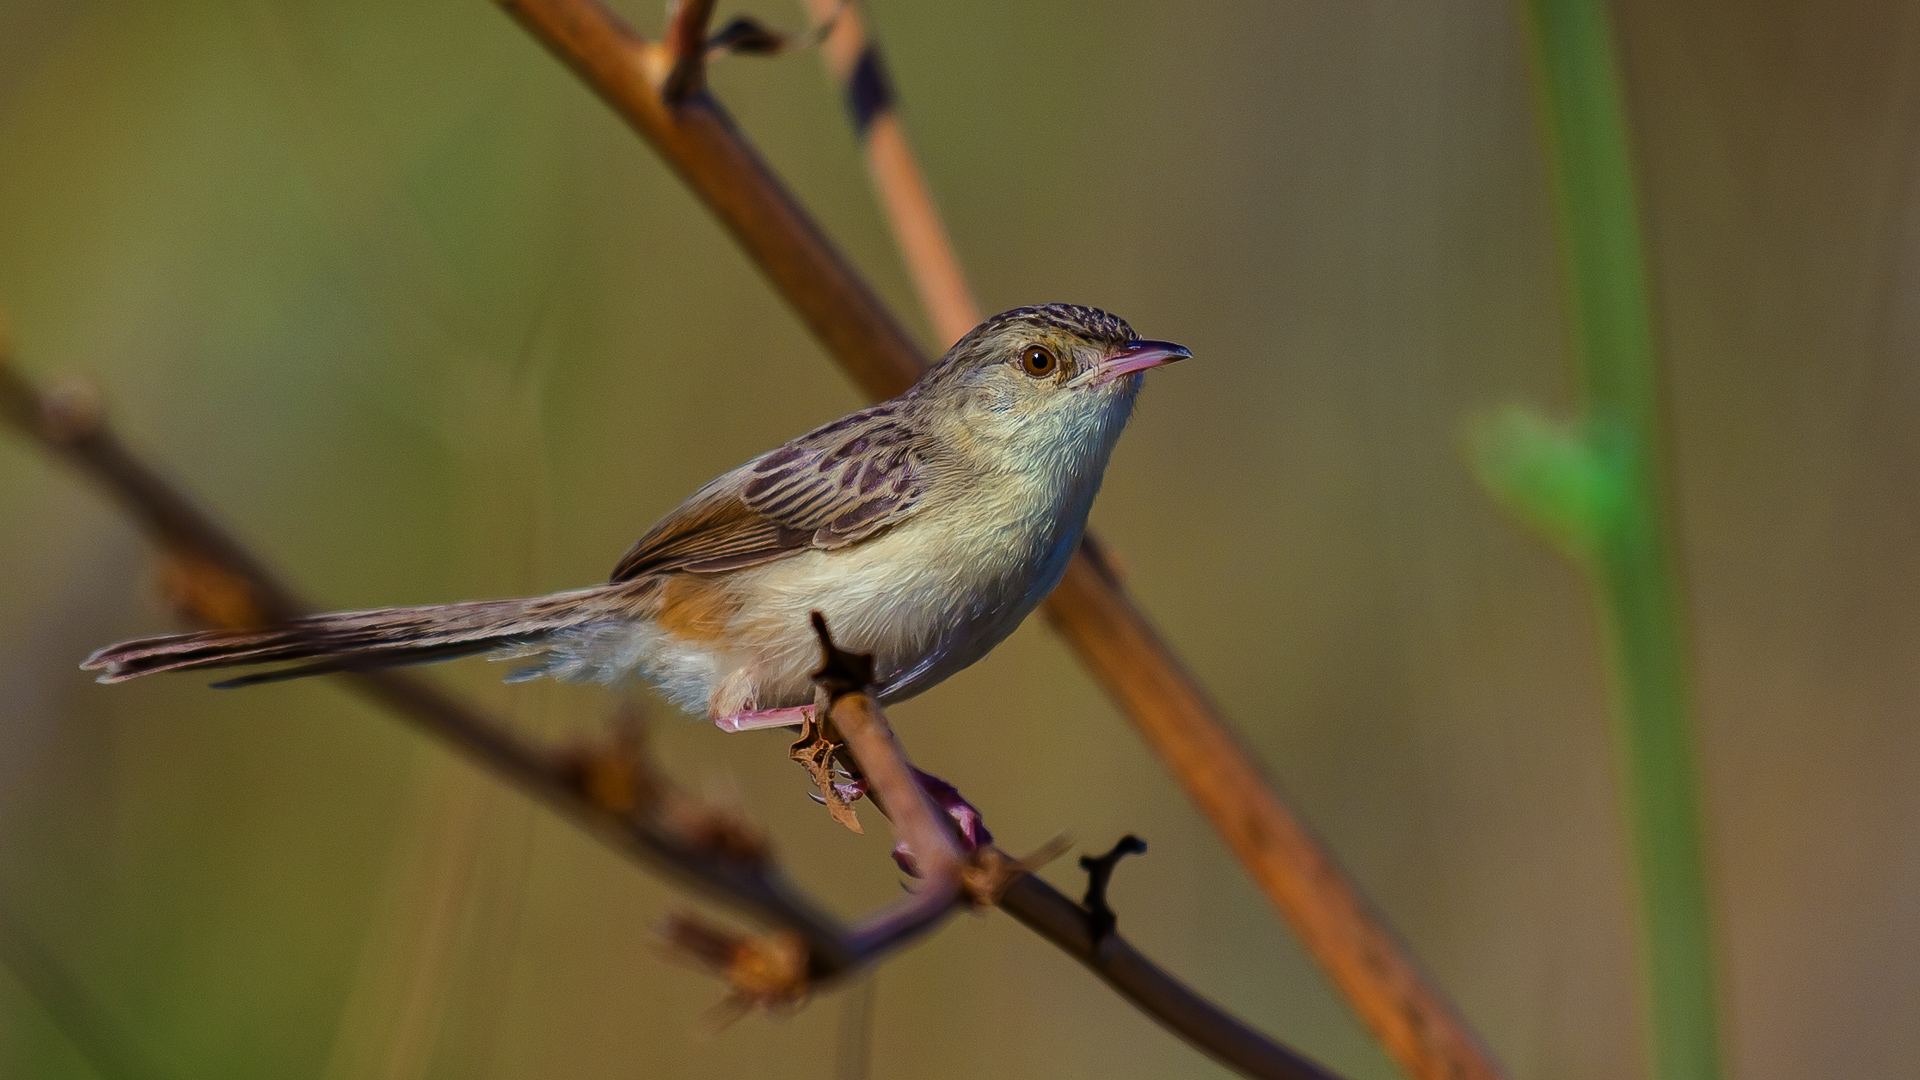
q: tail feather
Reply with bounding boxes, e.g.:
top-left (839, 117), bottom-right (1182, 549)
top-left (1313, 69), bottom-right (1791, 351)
top-left (207, 642), bottom-right (504, 688)
top-left (82, 584), bottom-right (647, 685)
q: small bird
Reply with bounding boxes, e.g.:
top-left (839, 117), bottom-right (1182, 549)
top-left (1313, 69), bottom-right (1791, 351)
top-left (84, 304), bottom-right (1188, 733)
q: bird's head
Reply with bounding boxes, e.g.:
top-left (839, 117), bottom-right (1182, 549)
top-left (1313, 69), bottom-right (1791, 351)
top-left (912, 304), bottom-right (1189, 468)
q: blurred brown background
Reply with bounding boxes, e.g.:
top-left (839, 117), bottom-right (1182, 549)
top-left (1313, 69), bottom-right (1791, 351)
top-left (3, 1), bottom-right (1919, 1077)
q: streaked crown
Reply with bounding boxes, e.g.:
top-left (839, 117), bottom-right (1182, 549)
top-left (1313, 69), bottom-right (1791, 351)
top-left (950, 303), bottom-right (1136, 354)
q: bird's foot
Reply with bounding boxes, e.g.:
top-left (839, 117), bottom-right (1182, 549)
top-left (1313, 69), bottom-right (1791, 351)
top-left (805, 764), bottom-right (991, 873)
top-left (808, 764), bottom-right (869, 808)
top-left (713, 704), bottom-right (814, 732)
top-left (892, 767), bottom-right (993, 876)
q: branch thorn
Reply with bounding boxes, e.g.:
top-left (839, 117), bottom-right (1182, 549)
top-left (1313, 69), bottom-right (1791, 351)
top-left (1079, 834), bottom-right (1147, 942)
top-left (808, 611), bottom-right (875, 699)
top-left (660, 0), bottom-right (718, 102)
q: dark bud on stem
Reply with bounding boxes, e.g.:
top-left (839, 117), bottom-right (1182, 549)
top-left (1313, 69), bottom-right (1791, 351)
top-left (1080, 835), bottom-right (1148, 943)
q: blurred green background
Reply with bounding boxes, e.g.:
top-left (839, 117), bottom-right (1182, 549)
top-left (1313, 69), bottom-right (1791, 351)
top-left (3, 1), bottom-right (1918, 1077)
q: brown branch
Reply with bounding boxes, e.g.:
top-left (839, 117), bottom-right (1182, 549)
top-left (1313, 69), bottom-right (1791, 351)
top-left (0, 355), bottom-right (856, 968)
top-left (804, 618), bottom-right (1338, 1080)
top-left (1046, 560), bottom-right (1513, 1077)
top-left (829, 744), bottom-right (963, 958)
top-left (497, 0), bottom-right (924, 399)
top-left (803, 620), bottom-right (965, 959)
top-left (659, 0), bottom-right (717, 103)
top-left (661, 620), bottom-right (974, 1017)
top-left (504, 1), bottom-right (1508, 1077)
top-left (0, 334), bottom-right (1339, 1079)
top-left (800, 0), bottom-right (979, 347)
top-left (998, 873), bottom-right (1332, 1080)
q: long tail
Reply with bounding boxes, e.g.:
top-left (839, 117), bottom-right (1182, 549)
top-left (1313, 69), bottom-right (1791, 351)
top-left (82, 583), bottom-right (647, 686)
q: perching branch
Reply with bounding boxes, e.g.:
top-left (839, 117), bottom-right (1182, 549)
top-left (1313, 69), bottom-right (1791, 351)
top-left (0, 332), bottom-right (1342, 1079)
top-left (492, 1), bottom-right (1506, 1077)
top-left (659, 616), bottom-right (977, 1017)
top-left (0, 349), bottom-right (968, 988)
top-left (800, 13), bottom-right (1513, 1076)
top-left (0, 354), bottom-right (859, 969)
top-left (802, 617), bottom-right (1339, 1080)
top-left (804, 615), bottom-right (966, 962)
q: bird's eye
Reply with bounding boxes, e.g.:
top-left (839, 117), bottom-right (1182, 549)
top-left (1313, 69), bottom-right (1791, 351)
top-left (1021, 345), bottom-right (1058, 378)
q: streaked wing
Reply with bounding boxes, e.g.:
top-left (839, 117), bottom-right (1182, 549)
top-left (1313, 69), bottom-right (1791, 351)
top-left (610, 403), bottom-right (924, 581)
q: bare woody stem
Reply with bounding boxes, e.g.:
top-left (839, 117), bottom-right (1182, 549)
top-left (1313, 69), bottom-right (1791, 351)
top-left (801, 0), bottom-right (980, 348)
top-left (0, 359), bottom-right (855, 967)
top-left (805, 618), bottom-right (966, 960)
top-left (497, 0), bottom-right (1507, 1076)
top-left (807, 616), bottom-right (1338, 1080)
top-left (499, 0), bottom-right (923, 397)
top-left (0, 350), bottom-right (962, 983)
top-left (1, 336), bottom-right (1338, 1078)
top-left (659, 0), bottom-right (717, 101)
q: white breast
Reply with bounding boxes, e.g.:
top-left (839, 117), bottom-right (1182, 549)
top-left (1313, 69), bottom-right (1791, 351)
top-left (716, 468), bottom-right (1089, 711)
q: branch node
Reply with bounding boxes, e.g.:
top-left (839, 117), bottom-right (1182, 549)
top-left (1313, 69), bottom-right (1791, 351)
top-left (557, 710), bottom-right (657, 816)
top-left (158, 550), bottom-right (269, 630)
top-left (1079, 834), bottom-right (1147, 942)
top-left (661, 915), bottom-right (810, 1023)
top-left (556, 712), bottom-right (769, 862)
top-left (659, 0), bottom-right (717, 102)
top-left (674, 801), bottom-right (772, 865)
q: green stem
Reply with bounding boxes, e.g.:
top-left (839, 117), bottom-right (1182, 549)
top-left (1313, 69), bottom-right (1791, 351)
top-left (1513, 2), bottom-right (1724, 1079)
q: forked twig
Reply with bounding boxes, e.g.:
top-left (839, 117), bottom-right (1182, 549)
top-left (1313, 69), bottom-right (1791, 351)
top-left (499, 0), bottom-right (1509, 1076)
top-left (660, 0), bottom-right (718, 102)
top-left (1080, 834), bottom-right (1148, 943)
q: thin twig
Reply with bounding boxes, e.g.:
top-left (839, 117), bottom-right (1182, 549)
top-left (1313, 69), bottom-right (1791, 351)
top-left (804, 622), bottom-right (1336, 1080)
top-left (807, 615), bottom-right (965, 961)
top-left (0, 354), bottom-right (852, 969)
top-left (499, 0), bottom-right (1507, 1076)
top-left (1079, 834), bottom-right (1148, 943)
top-left (0, 341), bottom-right (1335, 1080)
top-left (834, 972), bottom-right (877, 1080)
top-left (800, 0), bottom-right (979, 347)
top-left (498, 0), bottom-right (925, 397)
top-left (996, 874), bottom-right (1336, 1080)
top-left (660, 0), bottom-right (718, 102)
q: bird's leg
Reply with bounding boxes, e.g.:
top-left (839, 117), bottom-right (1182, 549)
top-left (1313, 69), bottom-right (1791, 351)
top-left (712, 704), bottom-right (814, 732)
top-left (890, 767), bottom-right (993, 876)
top-left (747, 693), bottom-right (990, 867)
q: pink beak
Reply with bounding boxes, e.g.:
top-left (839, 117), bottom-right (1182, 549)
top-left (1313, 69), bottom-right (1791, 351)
top-left (1093, 339), bottom-right (1192, 385)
